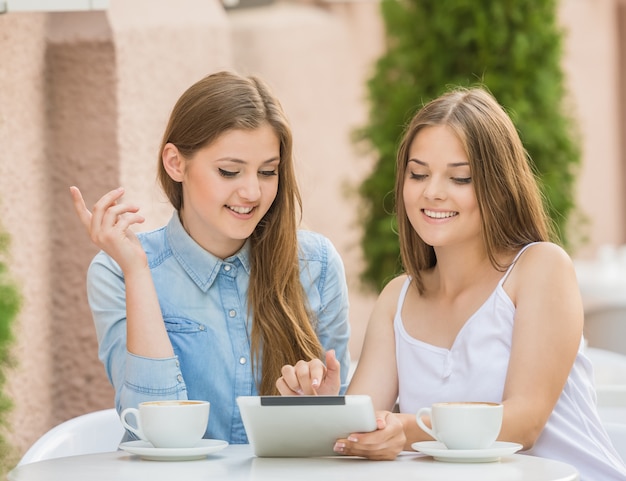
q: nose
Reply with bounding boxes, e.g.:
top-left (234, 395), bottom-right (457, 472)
top-left (238, 173), bottom-right (261, 201)
top-left (422, 175), bottom-right (447, 200)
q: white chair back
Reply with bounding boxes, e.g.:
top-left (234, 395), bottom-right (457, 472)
top-left (18, 408), bottom-right (124, 465)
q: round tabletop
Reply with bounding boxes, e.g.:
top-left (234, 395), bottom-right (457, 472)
top-left (8, 444), bottom-right (580, 481)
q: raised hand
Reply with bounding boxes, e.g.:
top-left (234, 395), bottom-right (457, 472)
top-left (69, 186), bottom-right (147, 272)
top-left (276, 349), bottom-right (341, 396)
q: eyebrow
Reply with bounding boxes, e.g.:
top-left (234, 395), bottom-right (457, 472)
top-left (408, 159), bottom-right (469, 168)
top-left (218, 157), bottom-right (281, 165)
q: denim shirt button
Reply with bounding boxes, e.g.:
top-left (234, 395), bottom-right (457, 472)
top-left (177, 374), bottom-right (183, 382)
top-left (229, 310), bottom-right (236, 318)
top-left (239, 357), bottom-right (247, 365)
top-left (223, 265), bottom-right (231, 272)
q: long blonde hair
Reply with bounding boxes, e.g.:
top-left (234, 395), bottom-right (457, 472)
top-left (158, 71), bottom-right (323, 394)
top-left (395, 87), bottom-right (555, 294)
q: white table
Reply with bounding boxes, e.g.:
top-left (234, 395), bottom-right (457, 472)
top-left (8, 444), bottom-right (580, 481)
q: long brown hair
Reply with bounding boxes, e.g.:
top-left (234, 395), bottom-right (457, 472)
top-left (157, 71), bottom-right (323, 394)
top-left (395, 87), bottom-right (555, 294)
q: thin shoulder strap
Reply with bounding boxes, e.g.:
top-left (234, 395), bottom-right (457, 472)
top-left (499, 242), bottom-right (540, 286)
top-left (395, 276), bottom-right (412, 314)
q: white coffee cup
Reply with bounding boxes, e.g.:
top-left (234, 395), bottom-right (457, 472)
top-left (416, 401), bottom-right (503, 450)
top-left (120, 400), bottom-right (210, 448)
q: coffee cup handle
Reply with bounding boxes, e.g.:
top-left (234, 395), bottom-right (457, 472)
top-left (416, 407), bottom-right (438, 441)
top-left (120, 407), bottom-right (147, 441)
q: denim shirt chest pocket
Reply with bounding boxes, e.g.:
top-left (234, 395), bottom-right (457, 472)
top-left (163, 317), bottom-right (232, 391)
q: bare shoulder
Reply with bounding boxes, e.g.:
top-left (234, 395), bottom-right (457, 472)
top-left (372, 275), bottom-right (410, 318)
top-left (515, 242), bottom-right (574, 273)
top-left (506, 242), bottom-right (578, 297)
top-left (379, 275), bottom-right (410, 301)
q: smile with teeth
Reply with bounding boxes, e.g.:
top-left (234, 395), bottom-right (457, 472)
top-left (423, 209), bottom-right (458, 219)
top-left (228, 205), bottom-right (255, 215)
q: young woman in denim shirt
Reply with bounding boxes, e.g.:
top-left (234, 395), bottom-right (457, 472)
top-left (70, 71), bottom-right (350, 444)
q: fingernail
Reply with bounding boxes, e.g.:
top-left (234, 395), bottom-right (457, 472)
top-left (312, 378), bottom-right (320, 387)
top-left (348, 436), bottom-right (358, 443)
top-left (333, 442), bottom-right (345, 453)
top-left (296, 389), bottom-right (304, 395)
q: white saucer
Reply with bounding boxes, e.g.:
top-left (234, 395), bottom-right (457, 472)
top-left (411, 441), bottom-right (523, 463)
top-left (119, 439), bottom-right (229, 461)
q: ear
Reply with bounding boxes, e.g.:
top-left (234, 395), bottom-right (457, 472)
top-left (162, 143), bottom-right (185, 182)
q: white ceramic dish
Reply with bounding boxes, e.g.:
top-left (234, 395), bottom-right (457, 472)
top-left (411, 441), bottom-right (523, 463)
top-left (119, 439), bottom-right (228, 461)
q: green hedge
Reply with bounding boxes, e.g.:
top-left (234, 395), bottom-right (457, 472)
top-left (357, 0), bottom-right (582, 291)
top-left (0, 227), bottom-right (19, 471)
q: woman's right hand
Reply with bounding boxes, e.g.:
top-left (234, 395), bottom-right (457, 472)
top-left (276, 350), bottom-right (342, 396)
top-left (69, 186), bottom-right (147, 271)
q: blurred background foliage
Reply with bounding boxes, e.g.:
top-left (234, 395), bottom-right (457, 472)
top-left (356, 0), bottom-right (582, 292)
top-left (0, 225), bottom-right (20, 472)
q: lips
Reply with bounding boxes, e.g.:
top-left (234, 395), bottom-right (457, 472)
top-left (227, 205), bottom-right (255, 215)
top-left (422, 209), bottom-right (458, 219)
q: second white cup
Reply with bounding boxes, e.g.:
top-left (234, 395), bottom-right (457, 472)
top-left (416, 401), bottom-right (503, 450)
top-left (120, 400), bottom-right (210, 448)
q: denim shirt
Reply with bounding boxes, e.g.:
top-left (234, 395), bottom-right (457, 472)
top-left (86, 212), bottom-right (351, 444)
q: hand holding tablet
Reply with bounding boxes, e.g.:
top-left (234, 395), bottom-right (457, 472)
top-left (237, 395), bottom-right (377, 457)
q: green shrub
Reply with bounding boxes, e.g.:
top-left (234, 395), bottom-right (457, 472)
top-left (357, 0), bottom-right (582, 291)
top-left (0, 227), bottom-right (20, 471)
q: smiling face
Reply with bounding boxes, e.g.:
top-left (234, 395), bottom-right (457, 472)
top-left (163, 123), bottom-right (280, 259)
top-left (403, 124), bottom-right (481, 249)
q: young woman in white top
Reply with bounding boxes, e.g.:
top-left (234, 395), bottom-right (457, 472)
top-left (276, 87), bottom-right (626, 479)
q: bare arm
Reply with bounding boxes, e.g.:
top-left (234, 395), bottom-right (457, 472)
top-left (70, 186), bottom-right (174, 358)
top-left (498, 242), bottom-right (583, 449)
top-left (346, 276), bottom-right (405, 410)
top-left (334, 276), bottom-right (409, 458)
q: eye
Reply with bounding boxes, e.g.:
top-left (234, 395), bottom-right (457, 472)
top-left (219, 168), bottom-right (238, 178)
top-left (259, 169), bottom-right (278, 177)
top-left (409, 172), bottom-right (427, 181)
top-left (452, 177), bottom-right (472, 184)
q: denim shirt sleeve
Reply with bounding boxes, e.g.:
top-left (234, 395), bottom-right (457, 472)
top-left (299, 232), bottom-right (351, 393)
top-left (86, 252), bottom-right (188, 413)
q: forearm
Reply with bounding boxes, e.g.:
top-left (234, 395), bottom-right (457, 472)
top-left (124, 265), bottom-right (174, 358)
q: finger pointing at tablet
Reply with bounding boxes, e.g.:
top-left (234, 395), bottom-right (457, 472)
top-left (276, 350), bottom-right (341, 395)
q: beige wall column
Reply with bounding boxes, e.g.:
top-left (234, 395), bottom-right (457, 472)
top-left (227, 1), bottom-right (384, 360)
top-left (560, 0), bottom-right (625, 255)
top-left (0, 11), bottom-right (51, 461)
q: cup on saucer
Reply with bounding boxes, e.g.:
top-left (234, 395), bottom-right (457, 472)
top-left (120, 400), bottom-right (210, 449)
top-left (416, 401), bottom-right (503, 450)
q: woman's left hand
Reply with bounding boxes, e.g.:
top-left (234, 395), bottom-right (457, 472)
top-left (332, 411), bottom-right (406, 460)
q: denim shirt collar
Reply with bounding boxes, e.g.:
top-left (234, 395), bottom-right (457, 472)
top-left (165, 212), bottom-right (251, 292)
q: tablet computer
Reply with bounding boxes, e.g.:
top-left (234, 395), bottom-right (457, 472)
top-left (237, 395), bottom-right (377, 457)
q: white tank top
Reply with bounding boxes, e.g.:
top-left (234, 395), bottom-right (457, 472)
top-left (394, 243), bottom-right (626, 480)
